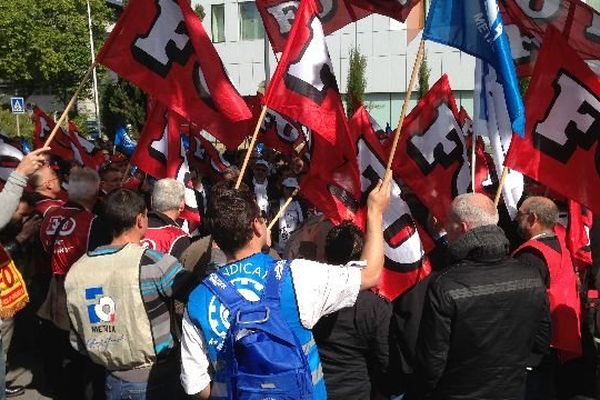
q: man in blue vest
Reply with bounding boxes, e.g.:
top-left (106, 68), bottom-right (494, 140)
top-left (180, 176), bottom-right (391, 399)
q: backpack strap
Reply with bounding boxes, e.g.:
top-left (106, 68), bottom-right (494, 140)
top-left (262, 260), bottom-right (292, 306)
top-left (202, 270), bottom-right (247, 312)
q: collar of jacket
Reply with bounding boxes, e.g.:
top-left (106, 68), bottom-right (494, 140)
top-left (448, 225), bottom-right (509, 264)
top-left (148, 210), bottom-right (178, 227)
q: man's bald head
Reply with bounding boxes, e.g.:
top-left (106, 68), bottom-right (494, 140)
top-left (519, 196), bottom-right (558, 230)
top-left (446, 193), bottom-right (499, 241)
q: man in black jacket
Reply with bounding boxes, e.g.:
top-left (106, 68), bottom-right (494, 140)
top-left (416, 193), bottom-right (551, 400)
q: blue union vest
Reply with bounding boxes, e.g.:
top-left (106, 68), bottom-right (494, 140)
top-left (187, 252), bottom-right (326, 399)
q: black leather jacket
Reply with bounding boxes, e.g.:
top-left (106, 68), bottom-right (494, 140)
top-left (416, 225), bottom-right (551, 400)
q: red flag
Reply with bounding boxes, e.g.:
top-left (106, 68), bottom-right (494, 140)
top-left (131, 102), bottom-right (200, 228)
top-left (32, 107), bottom-right (74, 161)
top-left (505, 27), bottom-right (600, 216)
top-left (67, 122), bottom-right (104, 170)
top-left (459, 107), bottom-right (490, 194)
top-left (393, 75), bottom-right (470, 226)
top-left (259, 108), bottom-right (310, 156)
top-left (188, 127), bottom-right (231, 183)
top-left (97, 0), bottom-right (251, 145)
top-left (566, 200), bottom-right (593, 272)
top-left (350, 105), bottom-right (431, 300)
top-left (257, 0), bottom-right (369, 53)
top-left (500, 0), bottom-right (600, 78)
top-left (300, 158), bottom-right (363, 226)
top-left (263, 0), bottom-right (350, 149)
top-left (258, 0), bottom-right (419, 53)
top-left (348, 0), bottom-right (420, 25)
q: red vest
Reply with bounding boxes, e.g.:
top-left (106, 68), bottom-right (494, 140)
top-left (35, 198), bottom-right (65, 217)
top-left (141, 225), bottom-right (188, 255)
top-left (514, 233), bottom-right (582, 361)
top-left (40, 204), bottom-right (96, 275)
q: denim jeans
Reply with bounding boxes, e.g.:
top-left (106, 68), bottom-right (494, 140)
top-left (105, 371), bottom-right (183, 400)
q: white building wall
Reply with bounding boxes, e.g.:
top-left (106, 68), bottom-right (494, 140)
top-left (193, 0), bottom-right (475, 126)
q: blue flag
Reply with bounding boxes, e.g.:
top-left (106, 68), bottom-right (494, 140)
top-left (20, 139), bottom-right (31, 154)
top-left (114, 124), bottom-right (137, 156)
top-left (423, 0), bottom-right (524, 137)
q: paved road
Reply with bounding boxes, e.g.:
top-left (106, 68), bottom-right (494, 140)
top-left (6, 352), bottom-right (52, 400)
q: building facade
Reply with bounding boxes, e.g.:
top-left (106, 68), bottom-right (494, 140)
top-left (192, 0), bottom-right (476, 127)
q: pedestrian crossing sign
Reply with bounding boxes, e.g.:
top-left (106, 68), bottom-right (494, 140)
top-left (10, 97), bottom-right (25, 114)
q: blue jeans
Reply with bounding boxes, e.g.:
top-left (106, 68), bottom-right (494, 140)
top-left (105, 371), bottom-right (182, 400)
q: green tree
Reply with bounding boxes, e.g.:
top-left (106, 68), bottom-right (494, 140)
top-left (345, 47), bottom-right (367, 119)
top-left (416, 52), bottom-right (431, 99)
top-left (0, 107), bottom-right (34, 141)
top-left (0, 0), bottom-right (112, 105)
top-left (195, 4), bottom-right (206, 21)
top-left (100, 78), bottom-right (146, 140)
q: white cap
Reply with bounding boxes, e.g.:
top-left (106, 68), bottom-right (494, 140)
top-left (282, 177), bottom-right (299, 189)
top-left (255, 159), bottom-right (270, 169)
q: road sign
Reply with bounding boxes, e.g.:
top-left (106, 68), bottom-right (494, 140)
top-left (10, 97), bottom-right (25, 114)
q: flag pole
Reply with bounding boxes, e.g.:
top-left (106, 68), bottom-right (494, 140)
top-left (235, 105), bottom-right (268, 189)
top-left (471, 131), bottom-right (477, 192)
top-left (385, 39), bottom-right (425, 174)
top-left (494, 166), bottom-right (509, 207)
top-left (267, 187), bottom-right (300, 230)
top-left (44, 62), bottom-right (96, 148)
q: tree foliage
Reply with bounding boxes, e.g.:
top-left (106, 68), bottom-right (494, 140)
top-left (345, 47), bottom-right (367, 119)
top-left (0, 0), bottom-right (112, 104)
top-left (195, 4), bottom-right (206, 21)
top-left (417, 52), bottom-right (431, 99)
top-left (100, 77), bottom-right (146, 140)
top-left (0, 107), bottom-right (34, 141)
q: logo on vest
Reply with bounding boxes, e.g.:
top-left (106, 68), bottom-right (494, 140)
top-left (140, 238), bottom-right (156, 250)
top-left (85, 287), bottom-right (116, 333)
top-left (208, 277), bottom-right (264, 341)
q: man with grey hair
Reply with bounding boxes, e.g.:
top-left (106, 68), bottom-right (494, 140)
top-left (416, 193), bottom-right (551, 400)
top-left (514, 196), bottom-right (582, 399)
top-left (141, 178), bottom-right (191, 258)
top-left (37, 166), bottom-right (110, 398)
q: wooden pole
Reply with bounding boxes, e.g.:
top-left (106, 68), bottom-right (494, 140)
top-left (385, 40), bottom-right (426, 173)
top-left (120, 162), bottom-right (131, 186)
top-left (267, 188), bottom-right (299, 230)
top-left (494, 166), bottom-right (509, 207)
top-left (235, 105), bottom-right (268, 189)
top-left (44, 62), bottom-right (96, 148)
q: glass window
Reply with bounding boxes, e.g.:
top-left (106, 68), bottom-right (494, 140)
top-left (239, 2), bottom-right (264, 41)
top-left (211, 4), bottom-right (225, 43)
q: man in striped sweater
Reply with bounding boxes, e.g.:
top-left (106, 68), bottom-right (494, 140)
top-left (65, 188), bottom-right (195, 399)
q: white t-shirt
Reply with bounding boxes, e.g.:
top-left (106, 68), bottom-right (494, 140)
top-left (277, 200), bottom-right (304, 253)
top-left (253, 178), bottom-right (269, 214)
top-left (180, 258), bottom-right (364, 395)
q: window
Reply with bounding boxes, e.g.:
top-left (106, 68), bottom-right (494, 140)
top-left (211, 4), bottom-right (225, 43)
top-left (239, 2), bottom-right (264, 41)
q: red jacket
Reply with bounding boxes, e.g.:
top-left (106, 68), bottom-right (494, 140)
top-left (141, 211), bottom-right (190, 258)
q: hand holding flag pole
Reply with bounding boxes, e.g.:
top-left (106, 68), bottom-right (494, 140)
top-left (267, 187), bottom-right (300, 231)
top-left (43, 62), bottom-right (96, 148)
top-left (385, 40), bottom-right (425, 174)
top-left (235, 105), bottom-right (269, 189)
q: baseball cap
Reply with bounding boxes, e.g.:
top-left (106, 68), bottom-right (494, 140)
top-left (282, 177), bottom-right (299, 189)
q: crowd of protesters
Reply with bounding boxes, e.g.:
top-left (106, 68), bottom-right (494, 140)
top-left (0, 140), bottom-right (598, 400)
